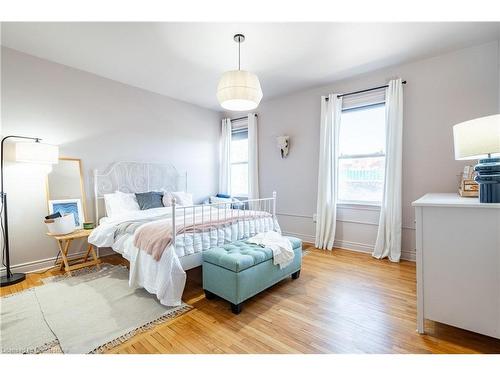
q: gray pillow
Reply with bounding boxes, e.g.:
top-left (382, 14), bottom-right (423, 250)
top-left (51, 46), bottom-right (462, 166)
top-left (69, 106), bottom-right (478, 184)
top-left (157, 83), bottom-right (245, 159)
top-left (135, 191), bottom-right (164, 210)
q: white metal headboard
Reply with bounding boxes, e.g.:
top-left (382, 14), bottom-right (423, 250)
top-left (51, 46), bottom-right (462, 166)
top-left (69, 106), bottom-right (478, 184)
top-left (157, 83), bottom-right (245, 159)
top-left (93, 161), bottom-right (187, 222)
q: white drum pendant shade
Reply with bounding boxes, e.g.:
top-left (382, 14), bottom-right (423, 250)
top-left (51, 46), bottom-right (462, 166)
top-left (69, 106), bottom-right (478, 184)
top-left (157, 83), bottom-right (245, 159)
top-left (217, 70), bottom-right (263, 111)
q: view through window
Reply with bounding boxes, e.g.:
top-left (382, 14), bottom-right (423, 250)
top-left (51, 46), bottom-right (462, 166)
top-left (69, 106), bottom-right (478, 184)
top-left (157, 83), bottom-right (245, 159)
top-left (230, 128), bottom-right (249, 196)
top-left (338, 103), bottom-right (386, 204)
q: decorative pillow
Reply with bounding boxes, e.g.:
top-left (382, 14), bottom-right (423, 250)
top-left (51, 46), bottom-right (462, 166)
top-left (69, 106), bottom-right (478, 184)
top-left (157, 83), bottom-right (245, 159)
top-left (115, 191), bottom-right (140, 211)
top-left (162, 191), bottom-right (175, 207)
top-left (103, 191), bottom-right (140, 217)
top-left (209, 196), bottom-right (232, 205)
top-left (171, 191), bottom-right (193, 207)
top-left (135, 191), bottom-right (164, 210)
top-left (209, 196), bottom-right (244, 209)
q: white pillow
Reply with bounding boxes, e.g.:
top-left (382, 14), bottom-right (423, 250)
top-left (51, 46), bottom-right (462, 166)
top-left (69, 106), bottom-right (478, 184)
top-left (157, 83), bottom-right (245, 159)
top-left (162, 191), bottom-right (174, 207)
top-left (103, 191), bottom-right (140, 217)
top-left (209, 196), bottom-right (232, 205)
top-left (163, 191), bottom-right (193, 207)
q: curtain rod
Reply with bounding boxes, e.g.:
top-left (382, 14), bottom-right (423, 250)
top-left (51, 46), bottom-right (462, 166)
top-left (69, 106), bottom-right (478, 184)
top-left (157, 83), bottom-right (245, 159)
top-left (325, 80), bottom-right (407, 101)
top-left (230, 114), bottom-right (258, 122)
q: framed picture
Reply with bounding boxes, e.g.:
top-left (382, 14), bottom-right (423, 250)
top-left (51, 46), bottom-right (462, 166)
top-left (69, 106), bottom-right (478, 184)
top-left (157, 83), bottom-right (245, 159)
top-left (48, 199), bottom-right (84, 229)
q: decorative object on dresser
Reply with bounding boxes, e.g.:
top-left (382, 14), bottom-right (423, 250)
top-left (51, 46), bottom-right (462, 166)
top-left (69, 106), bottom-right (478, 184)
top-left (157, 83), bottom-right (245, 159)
top-left (1, 135), bottom-right (59, 287)
top-left (453, 114), bottom-right (500, 203)
top-left (412, 193), bottom-right (500, 339)
top-left (458, 165), bottom-right (478, 197)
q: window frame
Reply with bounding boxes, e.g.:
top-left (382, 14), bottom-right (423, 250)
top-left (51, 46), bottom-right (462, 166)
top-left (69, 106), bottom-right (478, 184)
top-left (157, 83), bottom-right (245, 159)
top-left (337, 102), bottom-right (386, 207)
top-left (230, 124), bottom-right (249, 198)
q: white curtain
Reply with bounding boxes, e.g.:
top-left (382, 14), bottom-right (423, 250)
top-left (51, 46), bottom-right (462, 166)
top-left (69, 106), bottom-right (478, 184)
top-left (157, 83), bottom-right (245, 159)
top-left (315, 94), bottom-right (342, 250)
top-left (372, 78), bottom-right (404, 262)
top-left (248, 113), bottom-right (259, 201)
top-left (218, 118), bottom-right (232, 195)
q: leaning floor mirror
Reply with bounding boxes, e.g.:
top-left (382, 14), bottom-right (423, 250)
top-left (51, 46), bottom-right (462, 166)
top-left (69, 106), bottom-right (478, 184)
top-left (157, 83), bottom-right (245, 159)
top-left (46, 157), bottom-right (87, 229)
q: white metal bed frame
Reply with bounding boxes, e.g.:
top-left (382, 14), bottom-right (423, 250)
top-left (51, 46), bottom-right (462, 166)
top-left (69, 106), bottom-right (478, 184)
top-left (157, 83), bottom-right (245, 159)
top-left (93, 161), bottom-right (277, 270)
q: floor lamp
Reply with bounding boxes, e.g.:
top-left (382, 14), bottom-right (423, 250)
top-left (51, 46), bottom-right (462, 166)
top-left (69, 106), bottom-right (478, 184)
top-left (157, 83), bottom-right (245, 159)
top-left (1, 136), bottom-right (59, 287)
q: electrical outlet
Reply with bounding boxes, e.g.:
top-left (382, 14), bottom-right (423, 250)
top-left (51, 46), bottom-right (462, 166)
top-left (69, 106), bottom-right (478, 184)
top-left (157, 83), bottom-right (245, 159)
top-left (312, 213), bottom-right (317, 223)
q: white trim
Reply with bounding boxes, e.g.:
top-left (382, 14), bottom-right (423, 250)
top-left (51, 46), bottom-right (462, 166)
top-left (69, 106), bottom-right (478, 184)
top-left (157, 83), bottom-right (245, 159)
top-left (277, 212), bottom-right (313, 219)
top-left (337, 202), bottom-right (381, 209)
top-left (282, 231), bottom-right (415, 261)
top-left (0, 248), bottom-right (114, 276)
top-left (281, 231), bottom-right (315, 244)
top-left (334, 239), bottom-right (374, 253)
top-left (334, 240), bottom-right (415, 261)
top-left (277, 212), bottom-right (415, 231)
top-left (338, 152), bottom-right (385, 159)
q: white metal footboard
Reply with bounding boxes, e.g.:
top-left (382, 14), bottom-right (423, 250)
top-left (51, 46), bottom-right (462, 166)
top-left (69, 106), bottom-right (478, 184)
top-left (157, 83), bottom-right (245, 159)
top-left (171, 191), bottom-right (277, 253)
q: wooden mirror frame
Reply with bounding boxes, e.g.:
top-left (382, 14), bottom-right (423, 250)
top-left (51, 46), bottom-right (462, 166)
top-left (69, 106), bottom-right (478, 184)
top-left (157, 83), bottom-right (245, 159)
top-left (45, 157), bottom-right (88, 222)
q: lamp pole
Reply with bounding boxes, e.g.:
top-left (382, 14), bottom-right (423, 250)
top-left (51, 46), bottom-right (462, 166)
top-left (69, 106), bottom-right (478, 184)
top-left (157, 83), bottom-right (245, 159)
top-left (1, 135), bottom-right (41, 287)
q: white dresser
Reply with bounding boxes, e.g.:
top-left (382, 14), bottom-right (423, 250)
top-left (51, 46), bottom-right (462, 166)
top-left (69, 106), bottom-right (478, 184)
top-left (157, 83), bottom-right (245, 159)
top-left (412, 193), bottom-right (500, 339)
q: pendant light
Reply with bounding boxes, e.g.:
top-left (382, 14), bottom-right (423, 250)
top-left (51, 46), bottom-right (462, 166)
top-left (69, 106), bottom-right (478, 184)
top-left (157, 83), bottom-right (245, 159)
top-left (217, 34), bottom-right (263, 111)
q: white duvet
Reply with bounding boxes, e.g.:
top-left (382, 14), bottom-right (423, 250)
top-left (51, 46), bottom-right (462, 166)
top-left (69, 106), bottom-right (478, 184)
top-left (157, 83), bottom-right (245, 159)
top-left (88, 206), bottom-right (280, 306)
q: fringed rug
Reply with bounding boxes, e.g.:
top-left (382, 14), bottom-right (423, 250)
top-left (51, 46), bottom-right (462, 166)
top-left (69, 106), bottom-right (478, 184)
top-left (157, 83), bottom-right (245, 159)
top-left (0, 264), bottom-right (191, 354)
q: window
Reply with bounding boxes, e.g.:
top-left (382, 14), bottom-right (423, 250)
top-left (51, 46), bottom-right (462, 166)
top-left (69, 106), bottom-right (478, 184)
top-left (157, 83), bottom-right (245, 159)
top-left (338, 103), bottom-right (386, 204)
top-left (230, 126), bottom-right (248, 196)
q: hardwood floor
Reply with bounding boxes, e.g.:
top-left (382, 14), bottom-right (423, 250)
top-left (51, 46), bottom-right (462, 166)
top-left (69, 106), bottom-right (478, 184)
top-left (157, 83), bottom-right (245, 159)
top-left (2, 246), bottom-right (500, 354)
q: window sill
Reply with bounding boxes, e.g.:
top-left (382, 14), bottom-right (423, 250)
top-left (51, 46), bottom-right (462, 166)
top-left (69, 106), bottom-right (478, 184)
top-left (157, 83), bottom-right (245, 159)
top-left (337, 201), bottom-right (381, 211)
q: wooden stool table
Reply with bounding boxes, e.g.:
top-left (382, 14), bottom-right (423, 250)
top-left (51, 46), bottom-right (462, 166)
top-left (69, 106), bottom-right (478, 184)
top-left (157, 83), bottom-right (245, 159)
top-left (47, 229), bottom-right (100, 275)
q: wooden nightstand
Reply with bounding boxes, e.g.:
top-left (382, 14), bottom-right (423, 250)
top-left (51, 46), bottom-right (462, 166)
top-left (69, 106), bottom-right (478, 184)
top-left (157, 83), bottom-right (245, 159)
top-left (47, 229), bottom-right (100, 275)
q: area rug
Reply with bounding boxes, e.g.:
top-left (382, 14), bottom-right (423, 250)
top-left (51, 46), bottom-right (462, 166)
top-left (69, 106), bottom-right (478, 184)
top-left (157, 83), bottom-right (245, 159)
top-left (0, 264), bottom-right (191, 354)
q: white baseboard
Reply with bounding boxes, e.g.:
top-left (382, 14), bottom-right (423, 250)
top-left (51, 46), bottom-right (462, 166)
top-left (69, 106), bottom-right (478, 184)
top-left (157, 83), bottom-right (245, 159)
top-left (0, 247), bottom-right (115, 276)
top-left (334, 239), bottom-right (374, 253)
top-left (400, 250), bottom-right (416, 262)
top-left (282, 231), bottom-right (415, 262)
top-left (281, 231), bottom-right (315, 244)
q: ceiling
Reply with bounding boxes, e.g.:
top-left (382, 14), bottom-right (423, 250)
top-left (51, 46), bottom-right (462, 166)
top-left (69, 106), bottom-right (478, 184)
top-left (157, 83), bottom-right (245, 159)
top-left (2, 22), bottom-right (500, 110)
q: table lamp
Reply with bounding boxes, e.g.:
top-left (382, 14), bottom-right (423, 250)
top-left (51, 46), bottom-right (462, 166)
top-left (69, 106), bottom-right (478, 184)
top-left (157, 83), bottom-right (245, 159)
top-left (1, 136), bottom-right (59, 287)
top-left (453, 114), bottom-right (500, 203)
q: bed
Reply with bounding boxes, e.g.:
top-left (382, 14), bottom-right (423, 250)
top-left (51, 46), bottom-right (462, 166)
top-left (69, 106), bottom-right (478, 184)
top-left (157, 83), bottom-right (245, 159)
top-left (88, 162), bottom-right (280, 306)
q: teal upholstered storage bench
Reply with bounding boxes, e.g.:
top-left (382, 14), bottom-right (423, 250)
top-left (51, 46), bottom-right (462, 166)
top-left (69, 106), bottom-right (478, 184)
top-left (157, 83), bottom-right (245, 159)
top-left (202, 236), bottom-right (302, 314)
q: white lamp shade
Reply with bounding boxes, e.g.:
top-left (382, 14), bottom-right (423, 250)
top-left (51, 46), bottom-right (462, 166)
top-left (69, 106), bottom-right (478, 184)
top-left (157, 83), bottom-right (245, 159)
top-left (216, 70), bottom-right (263, 111)
top-left (15, 142), bottom-right (59, 164)
top-left (453, 114), bottom-right (500, 160)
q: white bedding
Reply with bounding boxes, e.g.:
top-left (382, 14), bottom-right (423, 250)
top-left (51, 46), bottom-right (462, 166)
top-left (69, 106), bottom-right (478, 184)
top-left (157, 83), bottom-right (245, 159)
top-left (89, 206), bottom-right (280, 306)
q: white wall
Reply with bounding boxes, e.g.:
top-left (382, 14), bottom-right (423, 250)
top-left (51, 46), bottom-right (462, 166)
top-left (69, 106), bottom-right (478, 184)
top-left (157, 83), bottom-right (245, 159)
top-left (257, 41), bottom-right (500, 260)
top-left (1, 47), bottom-right (221, 273)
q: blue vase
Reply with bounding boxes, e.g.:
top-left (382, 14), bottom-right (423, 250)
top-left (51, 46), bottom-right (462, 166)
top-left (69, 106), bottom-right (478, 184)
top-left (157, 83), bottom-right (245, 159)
top-left (474, 157), bottom-right (500, 203)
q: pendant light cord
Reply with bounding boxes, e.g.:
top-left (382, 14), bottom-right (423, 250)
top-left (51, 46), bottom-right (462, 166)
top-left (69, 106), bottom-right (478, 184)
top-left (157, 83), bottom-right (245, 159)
top-left (238, 39), bottom-right (241, 70)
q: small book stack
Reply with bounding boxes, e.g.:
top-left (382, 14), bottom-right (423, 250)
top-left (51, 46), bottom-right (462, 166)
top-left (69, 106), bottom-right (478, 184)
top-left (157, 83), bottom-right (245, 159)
top-left (459, 165), bottom-right (479, 197)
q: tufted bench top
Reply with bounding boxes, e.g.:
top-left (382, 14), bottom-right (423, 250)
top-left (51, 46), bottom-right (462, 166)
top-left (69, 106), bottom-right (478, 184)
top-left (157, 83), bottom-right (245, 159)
top-left (202, 236), bottom-right (302, 272)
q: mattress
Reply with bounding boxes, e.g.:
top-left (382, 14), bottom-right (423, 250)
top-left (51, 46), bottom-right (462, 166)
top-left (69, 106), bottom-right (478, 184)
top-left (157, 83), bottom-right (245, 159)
top-left (95, 206), bottom-right (279, 258)
top-left (110, 215), bottom-right (278, 256)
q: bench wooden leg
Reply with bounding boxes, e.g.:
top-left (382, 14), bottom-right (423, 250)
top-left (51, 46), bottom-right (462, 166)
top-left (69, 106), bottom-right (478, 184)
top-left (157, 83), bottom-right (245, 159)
top-left (204, 290), bottom-right (216, 300)
top-left (291, 270), bottom-right (301, 279)
top-left (231, 303), bottom-right (242, 315)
